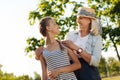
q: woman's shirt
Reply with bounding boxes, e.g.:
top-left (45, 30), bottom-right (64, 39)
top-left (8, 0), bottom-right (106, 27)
top-left (65, 30), bottom-right (102, 67)
top-left (42, 43), bottom-right (77, 80)
top-left (74, 32), bottom-right (89, 50)
top-left (74, 32), bottom-right (89, 58)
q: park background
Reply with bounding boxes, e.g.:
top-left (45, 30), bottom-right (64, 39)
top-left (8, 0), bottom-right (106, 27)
top-left (0, 0), bottom-right (120, 80)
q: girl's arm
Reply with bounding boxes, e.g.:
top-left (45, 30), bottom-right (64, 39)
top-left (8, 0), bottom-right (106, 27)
top-left (39, 54), bottom-right (48, 80)
top-left (58, 47), bottom-right (81, 73)
top-left (35, 48), bottom-right (47, 80)
top-left (35, 47), bottom-right (43, 60)
top-left (35, 47), bottom-right (48, 79)
top-left (48, 47), bottom-right (81, 79)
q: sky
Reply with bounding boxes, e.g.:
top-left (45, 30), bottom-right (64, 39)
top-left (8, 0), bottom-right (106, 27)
top-left (0, 0), bottom-right (119, 78)
top-left (0, 0), bottom-right (41, 77)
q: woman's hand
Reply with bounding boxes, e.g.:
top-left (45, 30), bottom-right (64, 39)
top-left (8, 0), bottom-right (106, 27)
top-left (48, 69), bottom-right (60, 80)
top-left (62, 40), bottom-right (79, 50)
top-left (35, 46), bottom-right (43, 60)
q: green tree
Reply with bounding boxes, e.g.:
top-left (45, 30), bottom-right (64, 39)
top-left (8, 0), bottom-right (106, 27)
top-left (88, 0), bottom-right (120, 61)
top-left (16, 75), bottom-right (32, 80)
top-left (24, 0), bottom-right (120, 77)
top-left (0, 64), bottom-right (33, 80)
top-left (25, 0), bottom-right (83, 54)
top-left (34, 72), bottom-right (41, 80)
top-left (107, 57), bottom-right (120, 76)
top-left (99, 56), bottom-right (109, 77)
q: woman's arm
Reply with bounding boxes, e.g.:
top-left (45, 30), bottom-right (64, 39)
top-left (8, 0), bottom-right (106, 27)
top-left (88, 36), bottom-right (102, 67)
top-left (78, 36), bottom-right (102, 67)
top-left (48, 47), bottom-right (81, 79)
top-left (62, 40), bottom-right (91, 64)
top-left (62, 36), bottom-right (102, 67)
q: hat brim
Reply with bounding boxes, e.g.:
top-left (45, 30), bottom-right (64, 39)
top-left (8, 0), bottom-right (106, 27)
top-left (77, 15), bottom-right (96, 20)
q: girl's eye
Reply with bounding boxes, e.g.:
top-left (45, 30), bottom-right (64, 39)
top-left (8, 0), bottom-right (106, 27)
top-left (79, 17), bottom-right (82, 19)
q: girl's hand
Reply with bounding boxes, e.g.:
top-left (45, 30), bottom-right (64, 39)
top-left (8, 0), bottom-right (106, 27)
top-left (35, 46), bottom-right (43, 60)
top-left (48, 69), bottom-right (60, 80)
top-left (62, 40), bottom-right (79, 50)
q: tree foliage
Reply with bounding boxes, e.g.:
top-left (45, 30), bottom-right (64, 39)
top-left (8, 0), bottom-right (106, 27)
top-left (107, 57), bottom-right (120, 76)
top-left (24, 0), bottom-right (120, 77)
top-left (99, 56), bottom-right (108, 77)
top-left (0, 64), bottom-right (41, 80)
top-left (25, 0), bottom-right (120, 61)
top-left (25, 0), bottom-right (83, 54)
top-left (0, 65), bottom-right (32, 80)
top-left (88, 0), bottom-right (120, 61)
top-left (99, 57), bottom-right (120, 77)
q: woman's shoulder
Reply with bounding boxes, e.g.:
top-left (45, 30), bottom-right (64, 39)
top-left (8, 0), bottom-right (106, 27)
top-left (90, 34), bottom-right (102, 38)
top-left (90, 34), bottom-right (102, 42)
top-left (65, 30), bottom-right (79, 41)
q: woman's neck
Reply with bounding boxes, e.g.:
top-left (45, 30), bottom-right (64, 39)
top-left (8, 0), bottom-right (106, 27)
top-left (79, 27), bottom-right (90, 37)
top-left (78, 24), bottom-right (90, 37)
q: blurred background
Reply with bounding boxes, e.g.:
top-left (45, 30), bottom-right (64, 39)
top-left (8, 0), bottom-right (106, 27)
top-left (0, 0), bottom-right (120, 80)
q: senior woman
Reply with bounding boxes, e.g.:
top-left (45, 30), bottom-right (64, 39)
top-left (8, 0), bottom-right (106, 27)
top-left (62, 7), bottom-right (102, 80)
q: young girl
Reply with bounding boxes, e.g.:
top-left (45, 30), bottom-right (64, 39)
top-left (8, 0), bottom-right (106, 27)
top-left (35, 16), bottom-right (81, 80)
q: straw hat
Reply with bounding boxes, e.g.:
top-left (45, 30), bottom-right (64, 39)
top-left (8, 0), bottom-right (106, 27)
top-left (77, 7), bottom-right (96, 19)
top-left (77, 7), bottom-right (102, 35)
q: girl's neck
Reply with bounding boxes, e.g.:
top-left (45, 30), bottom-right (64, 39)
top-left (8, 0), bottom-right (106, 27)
top-left (46, 34), bottom-right (56, 45)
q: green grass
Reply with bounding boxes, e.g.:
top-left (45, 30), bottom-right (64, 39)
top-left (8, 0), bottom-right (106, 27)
top-left (102, 75), bottom-right (120, 80)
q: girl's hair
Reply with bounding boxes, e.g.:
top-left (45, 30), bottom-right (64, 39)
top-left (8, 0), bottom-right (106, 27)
top-left (39, 16), bottom-right (53, 37)
top-left (90, 19), bottom-right (100, 35)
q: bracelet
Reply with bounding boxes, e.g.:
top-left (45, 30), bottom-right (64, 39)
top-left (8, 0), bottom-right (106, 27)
top-left (77, 48), bottom-right (83, 54)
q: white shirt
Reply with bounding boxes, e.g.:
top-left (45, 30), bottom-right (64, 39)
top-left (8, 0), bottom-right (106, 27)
top-left (73, 32), bottom-right (89, 58)
top-left (65, 30), bottom-right (102, 67)
top-left (74, 32), bottom-right (89, 50)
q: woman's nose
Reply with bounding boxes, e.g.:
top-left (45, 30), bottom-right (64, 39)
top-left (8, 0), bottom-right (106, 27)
top-left (77, 19), bottom-right (81, 24)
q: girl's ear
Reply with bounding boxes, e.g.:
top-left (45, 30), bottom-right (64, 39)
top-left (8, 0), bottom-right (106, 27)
top-left (46, 26), bottom-right (52, 31)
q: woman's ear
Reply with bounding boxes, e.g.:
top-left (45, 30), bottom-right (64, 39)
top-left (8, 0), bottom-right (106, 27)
top-left (87, 18), bottom-right (91, 24)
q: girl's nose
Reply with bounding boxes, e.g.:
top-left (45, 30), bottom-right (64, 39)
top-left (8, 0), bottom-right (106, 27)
top-left (57, 25), bottom-right (60, 29)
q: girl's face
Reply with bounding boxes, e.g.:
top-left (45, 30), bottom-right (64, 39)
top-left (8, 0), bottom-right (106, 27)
top-left (76, 16), bottom-right (91, 28)
top-left (48, 19), bottom-right (60, 35)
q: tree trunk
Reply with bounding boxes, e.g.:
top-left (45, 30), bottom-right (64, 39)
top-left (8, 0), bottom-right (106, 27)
top-left (110, 36), bottom-right (120, 61)
top-left (111, 39), bottom-right (120, 61)
top-left (107, 20), bottom-right (120, 61)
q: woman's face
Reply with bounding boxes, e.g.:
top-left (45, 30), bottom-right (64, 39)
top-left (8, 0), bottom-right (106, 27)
top-left (48, 19), bottom-right (60, 35)
top-left (77, 16), bottom-right (91, 27)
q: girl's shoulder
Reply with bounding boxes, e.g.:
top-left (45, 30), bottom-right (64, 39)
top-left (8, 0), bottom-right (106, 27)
top-left (35, 47), bottom-right (44, 60)
top-left (56, 40), bottom-right (67, 51)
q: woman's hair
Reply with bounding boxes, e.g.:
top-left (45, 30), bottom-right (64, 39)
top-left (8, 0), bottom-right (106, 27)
top-left (90, 19), bottom-right (100, 35)
top-left (39, 16), bottom-right (53, 37)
